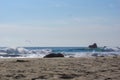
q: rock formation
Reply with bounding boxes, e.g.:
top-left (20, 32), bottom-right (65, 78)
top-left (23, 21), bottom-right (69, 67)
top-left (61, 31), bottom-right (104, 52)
top-left (44, 53), bottom-right (64, 58)
top-left (88, 43), bottom-right (97, 48)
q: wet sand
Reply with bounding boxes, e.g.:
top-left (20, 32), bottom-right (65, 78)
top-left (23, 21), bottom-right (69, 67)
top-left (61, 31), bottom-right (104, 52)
top-left (0, 57), bottom-right (120, 80)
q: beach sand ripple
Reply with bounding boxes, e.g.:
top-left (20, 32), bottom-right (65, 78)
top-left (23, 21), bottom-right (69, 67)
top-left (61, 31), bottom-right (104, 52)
top-left (0, 57), bottom-right (120, 80)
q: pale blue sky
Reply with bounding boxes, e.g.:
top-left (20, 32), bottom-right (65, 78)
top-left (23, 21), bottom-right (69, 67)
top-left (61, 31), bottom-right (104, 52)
top-left (0, 0), bottom-right (120, 47)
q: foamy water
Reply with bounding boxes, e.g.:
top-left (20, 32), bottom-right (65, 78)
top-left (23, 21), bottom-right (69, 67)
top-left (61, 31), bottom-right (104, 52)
top-left (0, 47), bottom-right (120, 58)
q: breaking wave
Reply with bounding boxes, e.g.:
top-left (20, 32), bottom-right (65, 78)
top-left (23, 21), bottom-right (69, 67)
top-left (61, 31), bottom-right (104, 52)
top-left (0, 46), bottom-right (120, 58)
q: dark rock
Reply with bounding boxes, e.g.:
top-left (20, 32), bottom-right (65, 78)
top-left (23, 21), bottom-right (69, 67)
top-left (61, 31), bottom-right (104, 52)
top-left (88, 43), bottom-right (97, 48)
top-left (59, 74), bottom-right (74, 79)
top-left (44, 53), bottom-right (64, 58)
top-left (16, 60), bottom-right (29, 62)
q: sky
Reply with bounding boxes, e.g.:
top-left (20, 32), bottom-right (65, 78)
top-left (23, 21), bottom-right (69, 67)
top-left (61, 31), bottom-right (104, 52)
top-left (0, 0), bottom-right (120, 47)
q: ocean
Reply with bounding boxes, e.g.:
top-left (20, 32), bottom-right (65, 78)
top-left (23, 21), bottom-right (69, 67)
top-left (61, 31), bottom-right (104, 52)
top-left (0, 47), bottom-right (120, 58)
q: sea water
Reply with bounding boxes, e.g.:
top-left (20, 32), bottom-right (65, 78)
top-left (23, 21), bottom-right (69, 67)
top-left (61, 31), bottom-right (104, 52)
top-left (0, 47), bottom-right (120, 58)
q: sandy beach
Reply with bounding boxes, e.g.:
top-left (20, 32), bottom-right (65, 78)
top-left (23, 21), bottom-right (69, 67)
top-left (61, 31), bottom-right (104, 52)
top-left (0, 57), bottom-right (120, 80)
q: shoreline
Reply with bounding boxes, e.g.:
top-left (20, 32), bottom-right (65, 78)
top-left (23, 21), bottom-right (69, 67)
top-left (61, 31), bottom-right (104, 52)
top-left (0, 56), bottom-right (120, 80)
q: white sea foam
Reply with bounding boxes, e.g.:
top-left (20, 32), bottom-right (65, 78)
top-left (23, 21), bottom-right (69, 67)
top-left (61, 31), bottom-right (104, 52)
top-left (0, 47), bottom-right (120, 58)
top-left (0, 47), bottom-right (52, 58)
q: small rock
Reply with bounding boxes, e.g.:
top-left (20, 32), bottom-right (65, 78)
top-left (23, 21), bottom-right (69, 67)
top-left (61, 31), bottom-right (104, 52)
top-left (16, 60), bottom-right (29, 62)
top-left (44, 53), bottom-right (64, 58)
top-left (88, 43), bottom-right (97, 48)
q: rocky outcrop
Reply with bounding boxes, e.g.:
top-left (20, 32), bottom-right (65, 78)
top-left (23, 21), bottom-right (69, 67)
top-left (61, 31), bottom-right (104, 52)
top-left (44, 53), bottom-right (64, 58)
top-left (88, 43), bottom-right (97, 48)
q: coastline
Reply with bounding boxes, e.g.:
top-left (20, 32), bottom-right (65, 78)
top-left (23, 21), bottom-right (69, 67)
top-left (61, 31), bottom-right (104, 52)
top-left (0, 56), bottom-right (120, 80)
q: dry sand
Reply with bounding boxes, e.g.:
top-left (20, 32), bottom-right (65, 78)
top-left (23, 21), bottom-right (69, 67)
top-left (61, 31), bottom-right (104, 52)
top-left (0, 57), bottom-right (120, 80)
